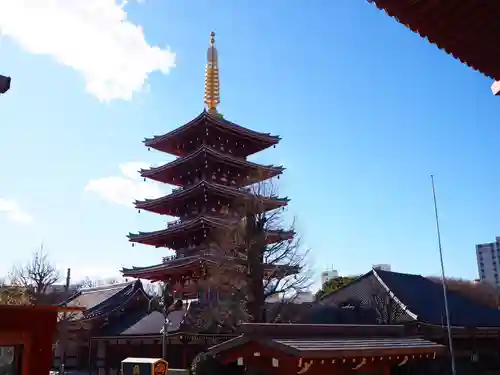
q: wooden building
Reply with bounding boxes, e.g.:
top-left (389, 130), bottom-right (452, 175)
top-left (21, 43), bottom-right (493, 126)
top-left (55, 280), bottom-right (150, 372)
top-left (121, 32), bottom-right (293, 301)
top-left (320, 268), bottom-right (500, 373)
top-left (203, 323), bottom-right (446, 375)
top-left (56, 268), bottom-right (500, 375)
top-left (365, 0), bottom-right (500, 95)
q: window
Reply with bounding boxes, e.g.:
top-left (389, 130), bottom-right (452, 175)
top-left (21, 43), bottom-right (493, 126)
top-left (0, 345), bottom-right (22, 375)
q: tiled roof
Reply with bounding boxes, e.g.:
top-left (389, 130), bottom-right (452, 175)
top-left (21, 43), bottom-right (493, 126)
top-left (367, 0), bottom-right (500, 81)
top-left (272, 337), bottom-right (443, 356)
top-left (96, 305), bottom-right (188, 337)
top-left (61, 280), bottom-right (145, 320)
top-left (374, 269), bottom-right (500, 327)
top-left (144, 110), bottom-right (280, 151)
top-left (206, 328), bottom-right (445, 358)
top-left (300, 305), bottom-right (378, 325)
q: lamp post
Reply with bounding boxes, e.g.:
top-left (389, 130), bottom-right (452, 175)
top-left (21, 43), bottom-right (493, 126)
top-left (161, 284), bottom-right (183, 361)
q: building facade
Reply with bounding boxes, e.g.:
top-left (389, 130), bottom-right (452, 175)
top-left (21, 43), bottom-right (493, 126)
top-left (320, 269), bottom-right (339, 285)
top-left (476, 237), bottom-right (500, 285)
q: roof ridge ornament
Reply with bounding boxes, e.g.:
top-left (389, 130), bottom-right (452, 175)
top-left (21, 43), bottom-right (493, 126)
top-left (204, 32), bottom-right (220, 115)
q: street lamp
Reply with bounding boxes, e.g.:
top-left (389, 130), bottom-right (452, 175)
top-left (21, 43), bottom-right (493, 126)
top-left (0, 75), bottom-right (11, 94)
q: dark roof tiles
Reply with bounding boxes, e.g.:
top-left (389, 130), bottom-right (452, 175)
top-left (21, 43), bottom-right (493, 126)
top-left (62, 280), bottom-right (145, 320)
top-left (374, 269), bottom-right (500, 327)
top-left (97, 305), bottom-right (187, 337)
top-left (274, 337), bottom-right (443, 353)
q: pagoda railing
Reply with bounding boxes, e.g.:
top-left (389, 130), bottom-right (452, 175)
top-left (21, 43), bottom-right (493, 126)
top-left (167, 219), bottom-right (183, 228)
top-left (162, 250), bottom-right (214, 263)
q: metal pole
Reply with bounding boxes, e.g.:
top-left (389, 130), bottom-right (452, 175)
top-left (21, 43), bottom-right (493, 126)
top-left (431, 175), bottom-right (456, 375)
top-left (59, 268), bottom-right (71, 375)
top-left (162, 312), bottom-right (170, 360)
top-left (162, 283), bottom-right (171, 361)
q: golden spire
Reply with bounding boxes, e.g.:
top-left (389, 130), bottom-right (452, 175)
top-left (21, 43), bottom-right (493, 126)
top-left (204, 32), bottom-right (220, 114)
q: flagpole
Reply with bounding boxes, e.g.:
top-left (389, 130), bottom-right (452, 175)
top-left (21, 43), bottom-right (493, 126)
top-left (430, 175), bottom-right (456, 375)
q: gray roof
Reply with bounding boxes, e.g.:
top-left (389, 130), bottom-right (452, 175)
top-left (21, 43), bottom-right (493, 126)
top-left (96, 305), bottom-right (188, 337)
top-left (61, 280), bottom-right (146, 320)
top-left (206, 332), bottom-right (445, 358)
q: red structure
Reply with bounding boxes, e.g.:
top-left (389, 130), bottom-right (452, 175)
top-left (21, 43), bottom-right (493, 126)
top-left (204, 323), bottom-right (446, 375)
top-left (122, 33), bottom-right (293, 297)
top-left (0, 304), bottom-right (83, 375)
top-left (365, 0), bottom-right (500, 95)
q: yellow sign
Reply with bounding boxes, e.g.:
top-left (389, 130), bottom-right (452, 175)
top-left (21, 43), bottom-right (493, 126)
top-left (133, 365), bottom-right (140, 375)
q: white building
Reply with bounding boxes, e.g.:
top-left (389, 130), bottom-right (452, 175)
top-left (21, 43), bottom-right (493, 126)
top-left (265, 291), bottom-right (314, 304)
top-left (476, 237), bottom-right (500, 286)
top-left (372, 264), bottom-right (391, 272)
top-left (321, 269), bottom-right (339, 285)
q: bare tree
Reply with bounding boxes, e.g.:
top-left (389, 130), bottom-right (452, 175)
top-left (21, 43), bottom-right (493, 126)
top-left (76, 276), bottom-right (123, 289)
top-left (193, 179), bottom-right (311, 328)
top-left (0, 278), bottom-right (31, 305)
top-left (77, 277), bottom-right (98, 289)
top-left (143, 281), bottom-right (163, 298)
top-left (9, 244), bottom-right (60, 303)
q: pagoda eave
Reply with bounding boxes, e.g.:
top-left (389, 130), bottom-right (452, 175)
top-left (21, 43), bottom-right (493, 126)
top-left (143, 110), bottom-right (281, 157)
top-left (140, 145), bottom-right (284, 186)
top-left (134, 180), bottom-right (289, 215)
top-left (127, 215), bottom-right (236, 247)
top-left (121, 257), bottom-right (209, 280)
top-left (368, 0), bottom-right (500, 82)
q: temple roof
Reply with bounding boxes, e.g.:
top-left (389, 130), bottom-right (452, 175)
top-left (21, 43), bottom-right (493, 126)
top-left (134, 180), bottom-right (289, 215)
top-left (140, 145), bottom-right (284, 186)
top-left (206, 323), bottom-right (445, 359)
top-left (367, 0), bottom-right (500, 81)
top-left (61, 280), bottom-right (148, 320)
top-left (299, 305), bottom-right (379, 325)
top-left (374, 269), bottom-right (500, 327)
top-left (144, 111), bottom-right (281, 157)
top-left (97, 306), bottom-right (187, 338)
top-left (322, 268), bottom-right (500, 327)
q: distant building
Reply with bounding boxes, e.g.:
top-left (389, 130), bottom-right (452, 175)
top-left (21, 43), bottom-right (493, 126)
top-left (373, 264), bottom-right (391, 272)
top-left (476, 237), bottom-right (500, 286)
top-left (266, 291), bottom-right (314, 304)
top-left (321, 269), bottom-right (339, 285)
top-left (45, 284), bottom-right (79, 294)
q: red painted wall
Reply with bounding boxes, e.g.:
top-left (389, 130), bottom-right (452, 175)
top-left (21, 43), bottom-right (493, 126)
top-left (0, 306), bottom-right (59, 375)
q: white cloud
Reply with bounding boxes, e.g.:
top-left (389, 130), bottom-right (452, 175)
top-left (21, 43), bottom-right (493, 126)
top-left (0, 0), bottom-right (176, 101)
top-left (85, 161), bottom-right (164, 207)
top-left (0, 198), bottom-right (33, 224)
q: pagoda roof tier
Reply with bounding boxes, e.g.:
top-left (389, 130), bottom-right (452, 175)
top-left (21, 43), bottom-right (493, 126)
top-left (134, 180), bottom-right (289, 216)
top-left (367, 0), bottom-right (500, 82)
top-left (144, 110), bottom-right (281, 158)
top-left (128, 215), bottom-right (234, 249)
top-left (128, 214), bottom-right (294, 248)
top-left (122, 255), bottom-right (214, 280)
top-left (140, 145), bottom-right (284, 187)
top-left (121, 254), bottom-right (297, 282)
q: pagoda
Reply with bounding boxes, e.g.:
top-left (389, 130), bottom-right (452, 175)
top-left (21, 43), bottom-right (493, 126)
top-left (122, 32), bottom-right (294, 298)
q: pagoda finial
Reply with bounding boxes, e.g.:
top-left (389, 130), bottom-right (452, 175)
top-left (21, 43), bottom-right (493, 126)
top-left (204, 31), bottom-right (220, 115)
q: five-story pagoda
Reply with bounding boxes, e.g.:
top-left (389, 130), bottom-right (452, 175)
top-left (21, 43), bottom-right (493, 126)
top-left (122, 33), bottom-right (294, 298)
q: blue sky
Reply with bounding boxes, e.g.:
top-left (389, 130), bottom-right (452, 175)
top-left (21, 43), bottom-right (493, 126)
top-left (0, 0), bottom-right (498, 287)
